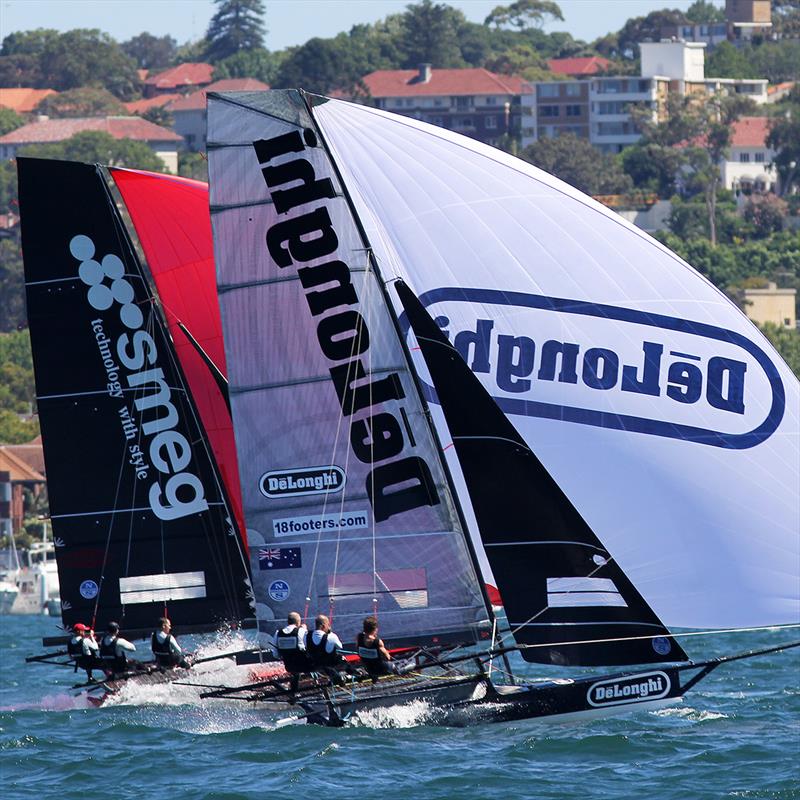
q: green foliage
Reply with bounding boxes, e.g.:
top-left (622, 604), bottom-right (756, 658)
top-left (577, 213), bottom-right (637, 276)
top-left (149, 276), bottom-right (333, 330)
top-left (0, 240), bottom-right (25, 333)
top-left (760, 323), bottom-right (800, 377)
top-left (773, 0), bottom-right (800, 38)
top-left (705, 41), bottom-right (756, 80)
top-left (0, 363), bottom-right (34, 413)
top-left (178, 151), bottom-right (209, 182)
top-left (520, 133), bottom-right (632, 195)
top-left (142, 105), bottom-right (174, 128)
top-left (767, 112), bottom-right (800, 196)
top-left (685, 0), bottom-right (725, 23)
top-left (621, 142), bottom-right (685, 197)
top-left (0, 107), bottom-right (24, 136)
top-left (707, 40), bottom-right (800, 83)
top-left (484, 1), bottom-right (563, 30)
top-left (743, 195), bottom-right (789, 238)
top-left (37, 29), bottom-right (139, 99)
top-left (0, 409), bottom-right (38, 444)
top-left (0, 160), bottom-right (17, 216)
top-left (19, 131), bottom-right (165, 172)
top-left (0, 329), bottom-right (33, 370)
top-left (34, 87), bottom-right (126, 118)
top-left (121, 32), bottom-right (177, 70)
top-left (616, 9), bottom-right (687, 59)
top-left (205, 0), bottom-right (267, 63)
top-left (213, 47), bottom-right (285, 84)
top-left (399, 0), bottom-right (466, 68)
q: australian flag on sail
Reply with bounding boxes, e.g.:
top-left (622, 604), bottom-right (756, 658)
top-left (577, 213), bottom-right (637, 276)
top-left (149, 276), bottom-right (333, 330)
top-left (258, 547), bottom-right (302, 570)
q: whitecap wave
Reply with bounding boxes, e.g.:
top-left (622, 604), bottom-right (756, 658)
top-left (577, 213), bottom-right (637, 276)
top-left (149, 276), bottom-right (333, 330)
top-left (349, 699), bottom-right (434, 728)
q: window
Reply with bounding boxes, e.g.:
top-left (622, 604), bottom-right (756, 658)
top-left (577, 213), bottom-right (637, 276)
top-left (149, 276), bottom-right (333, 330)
top-left (566, 105), bottom-right (582, 117)
top-left (484, 96), bottom-right (497, 105)
top-left (740, 152), bottom-right (750, 163)
top-left (565, 83), bottom-right (581, 97)
top-left (755, 152), bottom-right (765, 163)
top-left (539, 105), bottom-right (559, 117)
top-left (434, 99), bottom-right (444, 107)
top-left (538, 83), bottom-right (559, 98)
top-left (485, 116), bottom-right (498, 129)
top-left (454, 96), bottom-right (473, 110)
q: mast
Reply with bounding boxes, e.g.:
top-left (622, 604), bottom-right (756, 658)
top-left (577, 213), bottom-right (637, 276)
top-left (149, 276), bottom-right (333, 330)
top-left (299, 91), bottom-right (501, 643)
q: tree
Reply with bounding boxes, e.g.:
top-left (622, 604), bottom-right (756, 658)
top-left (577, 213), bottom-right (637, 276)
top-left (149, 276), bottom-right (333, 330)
top-left (20, 130), bottom-right (164, 172)
top-left (760, 323), bottom-right (800, 377)
top-left (34, 87), bottom-right (126, 118)
top-left (0, 107), bottom-right (24, 136)
top-left (0, 410), bottom-right (38, 444)
top-left (205, 0), bottom-right (267, 63)
top-left (773, 0), bottom-right (800, 38)
top-left (768, 112), bottom-right (800, 197)
top-left (178, 152), bottom-right (208, 182)
top-left (122, 33), bottom-right (177, 70)
top-left (484, 1), bottom-right (563, 30)
top-left (142, 105), bottom-right (174, 128)
top-left (519, 133), bottom-right (633, 195)
top-left (0, 28), bottom-right (60, 57)
top-left (0, 240), bottom-right (26, 333)
top-left (617, 9), bottom-right (687, 59)
top-left (744, 194), bottom-right (789, 238)
top-left (685, 0), bottom-right (725, 23)
top-left (213, 47), bottom-right (285, 84)
top-left (399, 0), bottom-right (466, 68)
top-left (705, 41), bottom-right (757, 79)
top-left (37, 29), bottom-right (140, 99)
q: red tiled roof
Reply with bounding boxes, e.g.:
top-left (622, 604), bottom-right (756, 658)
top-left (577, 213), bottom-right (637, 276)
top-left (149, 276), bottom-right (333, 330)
top-left (0, 115), bottom-right (183, 145)
top-left (144, 62), bottom-right (214, 90)
top-left (168, 78), bottom-right (270, 111)
top-left (546, 56), bottom-right (611, 76)
top-left (0, 88), bottom-right (57, 113)
top-left (125, 94), bottom-right (181, 114)
top-left (730, 116), bottom-right (770, 147)
top-left (0, 447), bottom-right (45, 482)
top-left (4, 443), bottom-right (45, 476)
top-left (767, 81), bottom-right (794, 95)
top-left (363, 68), bottom-right (527, 97)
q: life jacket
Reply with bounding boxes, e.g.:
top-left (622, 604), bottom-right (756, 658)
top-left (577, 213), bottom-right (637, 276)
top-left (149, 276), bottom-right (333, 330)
top-left (67, 636), bottom-right (84, 659)
top-left (275, 626), bottom-right (312, 674)
top-left (357, 632), bottom-right (390, 677)
top-left (100, 634), bottom-right (127, 674)
top-left (306, 631), bottom-right (339, 667)
top-left (151, 632), bottom-right (179, 667)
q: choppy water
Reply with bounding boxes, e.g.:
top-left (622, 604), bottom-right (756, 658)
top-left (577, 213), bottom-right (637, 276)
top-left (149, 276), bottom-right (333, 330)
top-left (1, 616), bottom-right (798, 799)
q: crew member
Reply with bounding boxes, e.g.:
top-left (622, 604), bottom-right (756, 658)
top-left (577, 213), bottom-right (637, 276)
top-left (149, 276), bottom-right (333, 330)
top-left (151, 617), bottom-right (190, 669)
top-left (306, 614), bottom-right (348, 684)
top-left (270, 611), bottom-right (312, 697)
top-left (356, 616), bottom-right (394, 681)
top-left (99, 621), bottom-right (137, 677)
top-left (67, 623), bottom-right (101, 681)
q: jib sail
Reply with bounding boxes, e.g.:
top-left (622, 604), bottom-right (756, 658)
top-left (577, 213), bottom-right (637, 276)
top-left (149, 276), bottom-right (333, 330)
top-left (206, 91), bottom-right (489, 649)
top-left (19, 158), bottom-right (254, 634)
top-left (397, 281), bottom-right (687, 666)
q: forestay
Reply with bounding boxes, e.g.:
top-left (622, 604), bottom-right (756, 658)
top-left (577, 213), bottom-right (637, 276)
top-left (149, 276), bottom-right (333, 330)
top-left (311, 96), bottom-right (800, 631)
top-left (206, 92), bottom-right (488, 647)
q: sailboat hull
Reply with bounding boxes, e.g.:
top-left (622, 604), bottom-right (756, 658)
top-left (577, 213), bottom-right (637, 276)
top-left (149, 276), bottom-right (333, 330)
top-left (298, 664), bottom-right (696, 728)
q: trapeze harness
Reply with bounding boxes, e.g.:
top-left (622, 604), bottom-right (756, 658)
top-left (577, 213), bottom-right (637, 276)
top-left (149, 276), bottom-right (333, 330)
top-left (67, 636), bottom-right (91, 671)
top-left (306, 631), bottom-right (340, 668)
top-left (357, 633), bottom-right (390, 678)
top-left (99, 635), bottom-right (127, 675)
top-left (151, 632), bottom-right (180, 668)
top-left (275, 626), bottom-right (313, 674)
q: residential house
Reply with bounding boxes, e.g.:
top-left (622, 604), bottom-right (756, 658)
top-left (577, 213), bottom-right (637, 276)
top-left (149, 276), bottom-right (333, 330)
top-left (0, 116), bottom-right (183, 173)
top-left (659, 0), bottom-right (772, 46)
top-left (167, 78), bottom-right (270, 151)
top-left (362, 65), bottom-right (528, 146)
top-left (741, 283), bottom-right (796, 328)
top-left (721, 116), bottom-right (777, 193)
top-left (124, 93), bottom-right (182, 116)
top-left (0, 448), bottom-right (45, 536)
top-left (0, 88), bottom-right (57, 115)
top-left (143, 62), bottom-right (214, 99)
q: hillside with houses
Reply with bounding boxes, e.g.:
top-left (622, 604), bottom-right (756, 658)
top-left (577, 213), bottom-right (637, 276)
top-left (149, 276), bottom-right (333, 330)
top-left (1, 0), bottom-right (799, 547)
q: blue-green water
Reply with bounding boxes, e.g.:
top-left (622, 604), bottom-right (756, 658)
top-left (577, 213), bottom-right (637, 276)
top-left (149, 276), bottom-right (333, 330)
top-left (1, 616), bottom-right (798, 800)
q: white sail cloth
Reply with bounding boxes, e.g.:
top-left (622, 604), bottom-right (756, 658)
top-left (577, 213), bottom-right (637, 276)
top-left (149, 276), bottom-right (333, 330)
top-left (313, 98), bottom-right (799, 629)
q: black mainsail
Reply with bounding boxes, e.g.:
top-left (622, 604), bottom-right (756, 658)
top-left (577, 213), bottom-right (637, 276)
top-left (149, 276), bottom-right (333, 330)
top-left (19, 158), bottom-right (253, 635)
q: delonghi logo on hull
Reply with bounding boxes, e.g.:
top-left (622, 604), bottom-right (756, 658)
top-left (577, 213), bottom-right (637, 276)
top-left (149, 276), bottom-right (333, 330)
top-left (400, 288), bottom-right (784, 450)
top-left (587, 671), bottom-right (671, 707)
top-left (259, 466), bottom-right (346, 499)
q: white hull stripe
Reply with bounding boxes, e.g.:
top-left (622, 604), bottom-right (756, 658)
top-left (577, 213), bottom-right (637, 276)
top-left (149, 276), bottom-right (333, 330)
top-left (119, 571), bottom-right (206, 604)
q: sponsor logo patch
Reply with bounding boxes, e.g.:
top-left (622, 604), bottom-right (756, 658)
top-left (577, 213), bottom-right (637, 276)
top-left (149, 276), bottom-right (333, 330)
top-left (258, 547), bottom-right (302, 570)
top-left (268, 579), bottom-right (290, 602)
top-left (587, 671), bottom-right (671, 707)
top-left (79, 579), bottom-right (99, 599)
top-left (272, 511), bottom-right (369, 537)
top-left (259, 466), bottom-right (345, 499)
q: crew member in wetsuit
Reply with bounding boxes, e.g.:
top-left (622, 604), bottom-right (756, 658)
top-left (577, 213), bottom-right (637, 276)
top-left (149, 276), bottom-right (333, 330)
top-left (307, 614), bottom-right (348, 684)
top-left (356, 616), bottom-right (394, 681)
top-left (67, 623), bottom-right (101, 682)
top-left (99, 621), bottom-right (138, 678)
top-left (270, 611), bottom-right (312, 699)
top-left (151, 617), bottom-right (190, 669)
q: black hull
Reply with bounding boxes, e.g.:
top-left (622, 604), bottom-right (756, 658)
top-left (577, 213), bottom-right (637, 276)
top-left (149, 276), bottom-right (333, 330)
top-left (299, 663), bottom-right (711, 728)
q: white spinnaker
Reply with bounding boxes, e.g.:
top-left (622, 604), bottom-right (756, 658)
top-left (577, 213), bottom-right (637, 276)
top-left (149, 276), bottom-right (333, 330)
top-left (314, 98), bottom-right (800, 629)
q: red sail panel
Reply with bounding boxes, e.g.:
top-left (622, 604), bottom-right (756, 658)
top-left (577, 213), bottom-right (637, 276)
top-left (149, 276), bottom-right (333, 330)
top-left (110, 168), bottom-right (245, 545)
